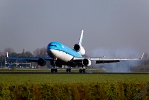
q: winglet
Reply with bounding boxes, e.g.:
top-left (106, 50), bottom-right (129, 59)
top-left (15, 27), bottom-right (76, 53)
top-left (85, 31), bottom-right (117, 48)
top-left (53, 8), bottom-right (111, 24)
top-left (140, 52), bottom-right (144, 59)
top-left (79, 30), bottom-right (84, 45)
top-left (7, 52), bottom-right (9, 58)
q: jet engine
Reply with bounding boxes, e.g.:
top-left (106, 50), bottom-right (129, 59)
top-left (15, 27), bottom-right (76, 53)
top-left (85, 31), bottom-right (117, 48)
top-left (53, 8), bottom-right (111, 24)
top-left (82, 59), bottom-right (91, 66)
top-left (74, 44), bottom-right (85, 55)
top-left (37, 58), bottom-right (46, 66)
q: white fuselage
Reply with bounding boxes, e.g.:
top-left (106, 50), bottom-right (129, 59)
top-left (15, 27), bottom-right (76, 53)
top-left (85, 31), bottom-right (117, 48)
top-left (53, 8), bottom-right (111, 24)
top-left (48, 49), bottom-right (73, 62)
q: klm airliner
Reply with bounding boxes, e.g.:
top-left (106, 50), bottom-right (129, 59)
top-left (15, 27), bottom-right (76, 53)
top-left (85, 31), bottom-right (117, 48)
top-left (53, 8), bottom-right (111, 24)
top-left (7, 30), bottom-right (144, 73)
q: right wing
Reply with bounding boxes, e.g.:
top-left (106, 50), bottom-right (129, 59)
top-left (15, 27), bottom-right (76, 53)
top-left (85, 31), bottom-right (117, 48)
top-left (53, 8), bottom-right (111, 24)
top-left (73, 53), bottom-right (144, 64)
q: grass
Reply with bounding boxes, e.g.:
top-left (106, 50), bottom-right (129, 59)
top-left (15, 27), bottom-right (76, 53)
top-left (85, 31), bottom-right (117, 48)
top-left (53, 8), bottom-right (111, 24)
top-left (0, 74), bottom-right (149, 99)
top-left (0, 74), bottom-right (149, 84)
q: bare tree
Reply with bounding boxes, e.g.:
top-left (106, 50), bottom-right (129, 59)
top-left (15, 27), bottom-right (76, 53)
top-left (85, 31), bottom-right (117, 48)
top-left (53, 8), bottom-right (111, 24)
top-left (33, 48), bottom-right (40, 57)
top-left (40, 47), bottom-right (47, 57)
top-left (4, 47), bottom-right (15, 54)
top-left (33, 47), bottom-right (47, 57)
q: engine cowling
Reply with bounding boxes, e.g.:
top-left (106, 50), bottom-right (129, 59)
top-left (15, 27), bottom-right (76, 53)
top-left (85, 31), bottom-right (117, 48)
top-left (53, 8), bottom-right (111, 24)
top-left (37, 58), bottom-right (46, 66)
top-left (82, 59), bottom-right (91, 66)
top-left (74, 44), bottom-right (85, 55)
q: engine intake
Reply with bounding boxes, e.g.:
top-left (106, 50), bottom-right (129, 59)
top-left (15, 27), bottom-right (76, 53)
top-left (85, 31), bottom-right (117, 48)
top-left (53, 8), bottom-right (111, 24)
top-left (74, 44), bottom-right (80, 51)
top-left (74, 44), bottom-right (85, 55)
top-left (82, 59), bottom-right (91, 66)
top-left (37, 58), bottom-right (46, 66)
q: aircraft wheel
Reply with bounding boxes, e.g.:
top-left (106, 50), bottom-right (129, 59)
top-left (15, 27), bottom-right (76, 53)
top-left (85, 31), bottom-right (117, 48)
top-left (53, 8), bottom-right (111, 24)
top-left (55, 69), bottom-right (57, 73)
top-left (79, 69), bottom-right (85, 73)
top-left (83, 69), bottom-right (86, 73)
top-left (51, 68), bottom-right (57, 73)
top-left (69, 69), bottom-right (71, 72)
top-left (79, 69), bottom-right (83, 73)
top-left (66, 68), bottom-right (71, 73)
top-left (51, 69), bottom-right (54, 73)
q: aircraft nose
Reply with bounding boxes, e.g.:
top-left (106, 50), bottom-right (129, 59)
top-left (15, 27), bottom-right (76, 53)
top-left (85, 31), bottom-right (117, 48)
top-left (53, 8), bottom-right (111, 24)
top-left (47, 48), bottom-right (56, 58)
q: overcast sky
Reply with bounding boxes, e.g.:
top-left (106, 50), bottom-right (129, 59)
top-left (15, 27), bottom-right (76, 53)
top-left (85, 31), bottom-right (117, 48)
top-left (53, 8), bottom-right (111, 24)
top-left (0, 0), bottom-right (149, 56)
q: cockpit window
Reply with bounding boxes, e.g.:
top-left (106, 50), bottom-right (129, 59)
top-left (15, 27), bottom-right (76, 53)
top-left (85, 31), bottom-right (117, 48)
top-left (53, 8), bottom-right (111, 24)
top-left (49, 44), bottom-right (57, 47)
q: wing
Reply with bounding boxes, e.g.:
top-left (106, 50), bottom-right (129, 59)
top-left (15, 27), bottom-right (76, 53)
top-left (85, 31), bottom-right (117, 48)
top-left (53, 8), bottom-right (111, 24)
top-left (7, 56), bottom-right (52, 62)
top-left (7, 57), bottom-right (36, 62)
top-left (73, 53), bottom-right (144, 64)
top-left (6, 52), bottom-right (52, 62)
top-left (93, 58), bottom-right (141, 64)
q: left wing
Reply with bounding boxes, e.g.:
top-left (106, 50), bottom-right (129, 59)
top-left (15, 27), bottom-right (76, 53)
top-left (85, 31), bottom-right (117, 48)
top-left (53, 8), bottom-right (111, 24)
top-left (73, 53), bottom-right (144, 64)
top-left (7, 57), bottom-right (52, 62)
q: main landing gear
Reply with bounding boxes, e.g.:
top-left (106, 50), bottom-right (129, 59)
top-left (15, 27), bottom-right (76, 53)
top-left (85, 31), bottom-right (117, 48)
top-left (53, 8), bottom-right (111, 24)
top-left (51, 59), bottom-right (58, 73)
top-left (66, 67), bottom-right (71, 73)
top-left (79, 67), bottom-right (86, 73)
top-left (51, 68), bottom-right (57, 73)
top-left (79, 69), bottom-right (86, 73)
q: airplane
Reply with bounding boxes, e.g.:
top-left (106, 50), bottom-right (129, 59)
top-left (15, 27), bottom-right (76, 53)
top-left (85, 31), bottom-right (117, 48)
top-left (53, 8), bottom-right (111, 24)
top-left (6, 30), bottom-right (144, 73)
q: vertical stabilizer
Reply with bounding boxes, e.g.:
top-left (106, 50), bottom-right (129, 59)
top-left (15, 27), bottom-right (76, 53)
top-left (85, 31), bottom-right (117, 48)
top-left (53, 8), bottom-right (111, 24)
top-left (79, 30), bottom-right (84, 45)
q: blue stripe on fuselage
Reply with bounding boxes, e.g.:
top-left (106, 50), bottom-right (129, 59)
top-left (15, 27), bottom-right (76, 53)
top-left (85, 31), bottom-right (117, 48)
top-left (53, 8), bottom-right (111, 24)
top-left (47, 42), bottom-right (82, 57)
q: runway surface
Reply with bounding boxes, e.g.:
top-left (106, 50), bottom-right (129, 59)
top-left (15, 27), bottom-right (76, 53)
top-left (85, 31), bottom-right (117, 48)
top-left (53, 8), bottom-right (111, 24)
top-left (0, 71), bottom-right (149, 74)
top-left (0, 68), bottom-right (148, 74)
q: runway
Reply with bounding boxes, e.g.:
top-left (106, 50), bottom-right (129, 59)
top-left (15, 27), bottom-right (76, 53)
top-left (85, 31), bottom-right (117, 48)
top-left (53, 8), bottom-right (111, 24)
top-left (0, 71), bottom-right (149, 74)
top-left (0, 68), bottom-right (148, 74)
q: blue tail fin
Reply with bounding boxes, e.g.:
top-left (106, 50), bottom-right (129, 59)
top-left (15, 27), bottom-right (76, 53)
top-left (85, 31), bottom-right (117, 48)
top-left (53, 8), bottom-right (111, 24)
top-left (79, 30), bottom-right (84, 45)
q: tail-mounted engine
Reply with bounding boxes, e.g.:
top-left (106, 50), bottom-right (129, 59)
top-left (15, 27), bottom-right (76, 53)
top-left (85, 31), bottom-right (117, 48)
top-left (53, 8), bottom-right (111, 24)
top-left (82, 59), bottom-right (91, 66)
top-left (37, 58), bottom-right (46, 66)
top-left (74, 44), bottom-right (85, 55)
